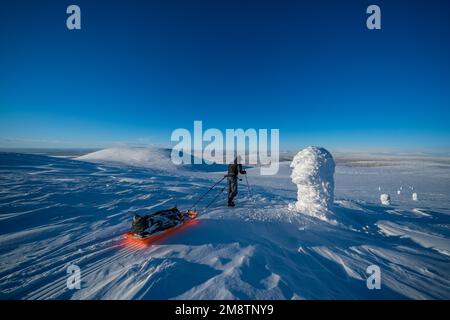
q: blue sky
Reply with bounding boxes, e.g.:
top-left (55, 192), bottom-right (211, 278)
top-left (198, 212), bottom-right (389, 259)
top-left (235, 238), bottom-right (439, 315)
top-left (0, 0), bottom-right (449, 152)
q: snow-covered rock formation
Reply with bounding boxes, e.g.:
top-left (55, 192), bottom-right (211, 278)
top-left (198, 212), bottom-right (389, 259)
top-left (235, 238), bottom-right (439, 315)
top-left (290, 146), bottom-right (336, 223)
top-left (380, 193), bottom-right (391, 205)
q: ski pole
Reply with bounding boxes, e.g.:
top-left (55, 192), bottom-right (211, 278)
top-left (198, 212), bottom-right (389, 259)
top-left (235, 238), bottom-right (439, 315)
top-left (244, 174), bottom-right (257, 207)
top-left (189, 176), bottom-right (226, 211)
top-left (244, 174), bottom-right (253, 198)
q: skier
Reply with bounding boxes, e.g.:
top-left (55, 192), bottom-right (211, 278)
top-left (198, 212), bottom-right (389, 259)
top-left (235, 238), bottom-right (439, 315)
top-left (225, 156), bottom-right (246, 207)
top-left (132, 207), bottom-right (181, 237)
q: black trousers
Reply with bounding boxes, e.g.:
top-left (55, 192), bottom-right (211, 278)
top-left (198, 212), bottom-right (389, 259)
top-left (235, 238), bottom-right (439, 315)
top-left (227, 176), bottom-right (238, 202)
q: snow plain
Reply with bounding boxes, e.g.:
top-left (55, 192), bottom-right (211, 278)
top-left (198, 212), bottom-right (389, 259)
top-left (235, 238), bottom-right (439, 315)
top-left (0, 148), bottom-right (449, 299)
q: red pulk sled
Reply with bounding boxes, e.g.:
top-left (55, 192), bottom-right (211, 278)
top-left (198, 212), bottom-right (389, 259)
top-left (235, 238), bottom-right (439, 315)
top-left (125, 208), bottom-right (198, 245)
top-left (125, 176), bottom-right (229, 246)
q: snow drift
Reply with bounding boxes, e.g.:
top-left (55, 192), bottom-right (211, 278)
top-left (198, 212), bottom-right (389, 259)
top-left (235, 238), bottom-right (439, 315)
top-left (77, 147), bottom-right (173, 169)
top-left (290, 146), bottom-right (335, 222)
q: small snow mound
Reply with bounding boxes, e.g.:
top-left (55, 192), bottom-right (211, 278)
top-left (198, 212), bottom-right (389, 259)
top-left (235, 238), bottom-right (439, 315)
top-left (380, 194), bottom-right (391, 205)
top-left (412, 192), bottom-right (418, 201)
top-left (290, 146), bottom-right (335, 223)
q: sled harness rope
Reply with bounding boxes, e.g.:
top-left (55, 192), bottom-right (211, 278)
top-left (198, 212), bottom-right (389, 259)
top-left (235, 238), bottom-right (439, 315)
top-left (189, 176), bottom-right (226, 211)
top-left (204, 186), bottom-right (227, 211)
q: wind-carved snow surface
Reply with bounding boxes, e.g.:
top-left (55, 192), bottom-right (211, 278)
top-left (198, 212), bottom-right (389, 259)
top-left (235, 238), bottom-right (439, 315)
top-left (289, 147), bottom-right (336, 223)
top-left (1, 151), bottom-right (450, 300)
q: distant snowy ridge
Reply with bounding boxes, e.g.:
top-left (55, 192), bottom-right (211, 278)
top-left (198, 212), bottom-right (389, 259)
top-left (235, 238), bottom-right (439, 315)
top-left (76, 147), bottom-right (176, 169)
top-left (75, 147), bottom-right (232, 176)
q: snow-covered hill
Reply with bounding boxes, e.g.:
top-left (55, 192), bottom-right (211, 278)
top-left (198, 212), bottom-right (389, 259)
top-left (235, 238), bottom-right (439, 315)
top-left (0, 151), bottom-right (449, 299)
top-left (76, 147), bottom-right (229, 175)
top-left (76, 147), bottom-right (174, 169)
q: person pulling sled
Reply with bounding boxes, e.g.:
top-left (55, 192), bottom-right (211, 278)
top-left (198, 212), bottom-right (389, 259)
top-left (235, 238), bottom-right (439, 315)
top-left (225, 156), bottom-right (246, 207)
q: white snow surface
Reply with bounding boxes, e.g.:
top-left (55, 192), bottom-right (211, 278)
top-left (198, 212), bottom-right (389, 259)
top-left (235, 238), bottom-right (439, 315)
top-left (290, 146), bottom-right (335, 222)
top-left (0, 148), bottom-right (449, 299)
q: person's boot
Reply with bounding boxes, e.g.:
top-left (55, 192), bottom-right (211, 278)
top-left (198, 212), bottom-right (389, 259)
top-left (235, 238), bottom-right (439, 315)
top-left (227, 200), bottom-right (235, 207)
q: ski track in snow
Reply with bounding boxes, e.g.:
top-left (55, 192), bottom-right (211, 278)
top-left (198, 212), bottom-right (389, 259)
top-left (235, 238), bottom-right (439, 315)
top-left (0, 151), bottom-right (449, 299)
